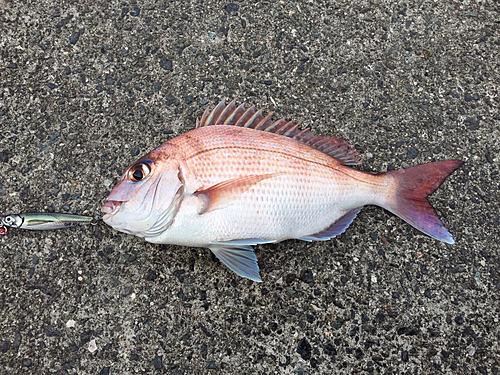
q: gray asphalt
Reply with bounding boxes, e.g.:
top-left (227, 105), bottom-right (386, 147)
top-left (0, 0), bottom-right (499, 374)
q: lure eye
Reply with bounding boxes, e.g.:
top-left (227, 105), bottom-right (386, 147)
top-left (128, 162), bottom-right (151, 182)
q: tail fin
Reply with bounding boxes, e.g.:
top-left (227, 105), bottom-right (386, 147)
top-left (382, 160), bottom-right (463, 244)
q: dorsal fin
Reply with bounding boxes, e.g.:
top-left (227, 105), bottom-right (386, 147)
top-left (196, 98), bottom-right (362, 165)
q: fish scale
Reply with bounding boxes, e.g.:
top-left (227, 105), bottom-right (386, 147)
top-left (102, 99), bottom-right (463, 282)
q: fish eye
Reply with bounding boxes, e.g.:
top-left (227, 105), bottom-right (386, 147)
top-left (5, 216), bottom-right (12, 223)
top-left (129, 162), bottom-right (151, 182)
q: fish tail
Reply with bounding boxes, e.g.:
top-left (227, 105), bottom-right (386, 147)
top-left (381, 160), bottom-right (463, 244)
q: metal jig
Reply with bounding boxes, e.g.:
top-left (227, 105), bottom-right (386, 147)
top-left (0, 213), bottom-right (94, 234)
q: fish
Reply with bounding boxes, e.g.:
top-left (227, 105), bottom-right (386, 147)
top-left (0, 213), bottom-right (93, 231)
top-left (102, 98), bottom-right (463, 282)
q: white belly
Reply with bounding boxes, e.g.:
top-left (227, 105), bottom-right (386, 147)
top-left (145, 175), bottom-right (372, 247)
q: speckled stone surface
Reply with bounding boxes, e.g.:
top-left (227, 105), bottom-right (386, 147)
top-left (0, 0), bottom-right (499, 374)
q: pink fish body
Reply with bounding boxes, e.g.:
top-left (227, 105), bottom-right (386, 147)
top-left (102, 99), bottom-right (463, 281)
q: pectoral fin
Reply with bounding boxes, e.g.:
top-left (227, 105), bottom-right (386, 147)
top-left (210, 245), bottom-right (262, 282)
top-left (195, 174), bottom-right (280, 214)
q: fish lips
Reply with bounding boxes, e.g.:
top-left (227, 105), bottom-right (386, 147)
top-left (101, 200), bottom-right (122, 216)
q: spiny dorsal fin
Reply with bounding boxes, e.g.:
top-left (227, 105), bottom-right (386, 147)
top-left (196, 98), bottom-right (362, 165)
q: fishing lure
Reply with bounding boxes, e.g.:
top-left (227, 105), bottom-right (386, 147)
top-left (0, 213), bottom-right (94, 234)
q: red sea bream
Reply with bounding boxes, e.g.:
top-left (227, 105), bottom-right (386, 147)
top-left (102, 99), bottom-right (463, 281)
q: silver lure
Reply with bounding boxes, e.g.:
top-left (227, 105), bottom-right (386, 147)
top-left (0, 213), bottom-right (93, 230)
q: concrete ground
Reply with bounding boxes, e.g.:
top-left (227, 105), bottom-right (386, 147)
top-left (0, 0), bottom-right (499, 374)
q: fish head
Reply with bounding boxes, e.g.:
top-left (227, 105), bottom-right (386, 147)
top-left (101, 144), bottom-right (185, 238)
top-left (1, 214), bottom-right (23, 228)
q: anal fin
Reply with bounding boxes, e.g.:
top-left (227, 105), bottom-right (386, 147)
top-left (300, 207), bottom-right (362, 241)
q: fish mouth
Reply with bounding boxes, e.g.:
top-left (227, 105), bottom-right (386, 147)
top-left (101, 200), bottom-right (122, 218)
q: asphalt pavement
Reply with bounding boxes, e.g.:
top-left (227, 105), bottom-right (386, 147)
top-left (0, 0), bottom-right (499, 374)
